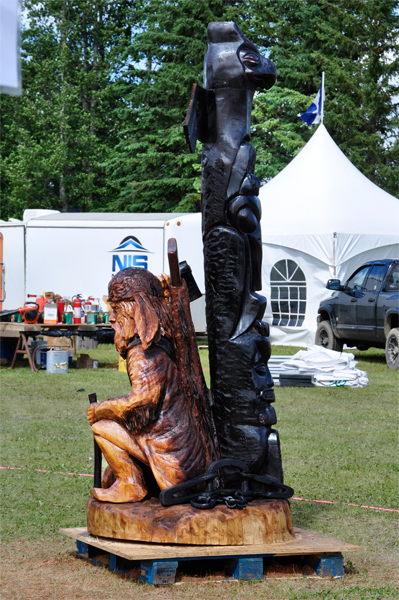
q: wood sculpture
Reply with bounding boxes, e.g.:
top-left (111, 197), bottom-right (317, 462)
top-left (86, 22), bottom-right (293, 524)
top-left (86, 260), bottom-right (215, 503)
top-left (70, 20), bottom-right (361, 560)
top-left (184, 22), bottom-right (284, 488)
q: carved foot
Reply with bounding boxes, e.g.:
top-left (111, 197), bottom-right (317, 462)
top-left (90, 478), bottom-right (147, 503)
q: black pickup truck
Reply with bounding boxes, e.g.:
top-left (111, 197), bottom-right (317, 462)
top-left (316, 259), bottom-right (399, 369)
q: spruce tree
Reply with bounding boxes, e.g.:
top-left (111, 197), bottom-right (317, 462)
top-left (2, 0), bottom-right (397, 219)
top-left (1, 0), bottom-right (135, 219)
top-left (249, 0), bottom-right (399, 194)
top-left (105, 0), bottom-right (227, 213)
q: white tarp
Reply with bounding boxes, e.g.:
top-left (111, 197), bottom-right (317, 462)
top-left (280, 346), bottom-right (369, 388)
top-left (259, 124), bottom-right (399, 346)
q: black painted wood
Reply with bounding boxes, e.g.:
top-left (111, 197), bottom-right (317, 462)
top-left (185, 22), bottom-right (285, 488)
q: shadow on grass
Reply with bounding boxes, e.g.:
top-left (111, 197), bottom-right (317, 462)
top-left (353, 354), bottom-right (387, 365)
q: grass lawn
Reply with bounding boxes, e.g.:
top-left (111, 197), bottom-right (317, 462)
top-left (0, 344), bottom-right (398, 600)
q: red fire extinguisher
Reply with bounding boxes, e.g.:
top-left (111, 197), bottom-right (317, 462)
top-left (72, 295), bottom-right (82, 324)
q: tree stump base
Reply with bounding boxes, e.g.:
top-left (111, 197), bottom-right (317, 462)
top-left (86, 497), bottom-right (294, 546)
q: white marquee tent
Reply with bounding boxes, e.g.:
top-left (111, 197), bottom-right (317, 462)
top-left (259, 124), bottom-right (399, 346)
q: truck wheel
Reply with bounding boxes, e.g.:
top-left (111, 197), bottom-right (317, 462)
top-left (385, 328), bottom-right (399, 370)
top-left (315, 320), bottom-right (343, 352)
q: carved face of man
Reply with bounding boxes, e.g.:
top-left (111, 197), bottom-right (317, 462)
top-left (109, 300), bottom-right (137, 357)
top-left (108, 267), bottom-right (173, 357)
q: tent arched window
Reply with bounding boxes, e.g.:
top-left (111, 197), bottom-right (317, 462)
top-left (270, 260), bottom-right (306, 327)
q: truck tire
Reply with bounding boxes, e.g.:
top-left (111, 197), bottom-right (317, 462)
top-left (315, 320), bottom-right (343, 352)
top-left (385, 328), bottom-right (399, 370)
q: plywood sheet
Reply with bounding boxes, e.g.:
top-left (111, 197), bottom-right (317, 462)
top-left (60, 527), bottom-right (361, 561)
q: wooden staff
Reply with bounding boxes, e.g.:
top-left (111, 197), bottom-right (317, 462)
top-left (88, 393), bottom-right (102, 489)
top-left (167, 238), bottom-right (182, 286)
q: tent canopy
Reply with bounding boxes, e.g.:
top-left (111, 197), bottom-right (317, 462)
top-left (259, 124), bottom-right (398, 235)
top-left (258, 124), bottom-right (398, 346)
top-left (259, 124), bottom-right (398, 267)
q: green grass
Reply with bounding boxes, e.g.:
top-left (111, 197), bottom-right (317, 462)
top-left (0, 344), bottom-right (398, 599)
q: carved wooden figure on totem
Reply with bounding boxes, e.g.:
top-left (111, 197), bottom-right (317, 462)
top-left (184, 22), bottom-right (283, 488)
top-left (86, 266), bottom-right (215, 503)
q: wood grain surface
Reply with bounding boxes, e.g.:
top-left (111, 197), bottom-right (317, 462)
top-left (86, 497), bottom-right (295, 546)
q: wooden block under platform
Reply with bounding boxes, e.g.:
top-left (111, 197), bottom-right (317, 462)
top-left (86, 497), bottom-right (294, 546)
top-left (60, 526), bottom-right (361, 585)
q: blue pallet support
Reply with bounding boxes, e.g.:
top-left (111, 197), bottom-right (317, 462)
top-left (109, 553), bottom-right (133, 574)
top-left (75, 540), bottom-right (88, 556)
top-left (76, 540), bottom-right (104, 567)
top-left (75, 540), bottom-right (345, 584)
top-left (225, 557), bottom-right (264, 580)
top-left (308, 554), bottom-right (344, 578)
top-left (140, 559), bottom-right (179, 585)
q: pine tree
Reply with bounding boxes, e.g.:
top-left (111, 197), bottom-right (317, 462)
top-left (105, 0), bottom-right (227, 213)
top-left (1, 0), bottom-right (136, 219)
top-left (2, 0), bottom-right (397, 220)
top-left (248, 0), bottom-right (399, 194)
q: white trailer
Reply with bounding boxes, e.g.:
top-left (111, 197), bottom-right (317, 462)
top-left (0, 210), bottom-right (207, 332)
top-left (0, 219), bottom-right (25, 311)
top-left (164, 213), bottom-right (206, 331)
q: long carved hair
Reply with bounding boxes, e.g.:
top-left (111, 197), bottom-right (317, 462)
top-left (109, 268), bottom-right (174, 352)
top-left (108, 269), bottom-right (175, 433)
top-left (116, 295), bottom-right (173, 352)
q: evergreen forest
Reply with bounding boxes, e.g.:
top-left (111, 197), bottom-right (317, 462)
top-left (1, 0), bottom-right (398, 220)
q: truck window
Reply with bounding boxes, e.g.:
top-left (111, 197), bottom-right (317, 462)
top-left (364, 265), bottom-right (386, 292)
top-left (383, 264), bottom-right (399, 292)
top-left (345, 266), bottom-right (370, 293)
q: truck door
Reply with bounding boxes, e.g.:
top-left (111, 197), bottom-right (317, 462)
top-left (377, 262), bottom-right (399, 342)
top-left (336, 265), bottom-right (371, 341)
top-left (356, 264), bottom-right (386, 341)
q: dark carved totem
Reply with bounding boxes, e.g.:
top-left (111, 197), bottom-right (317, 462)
top-left (184, 22), bottom-right (284, 488)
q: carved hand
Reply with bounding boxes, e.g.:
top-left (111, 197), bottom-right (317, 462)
top-left (157, 273), bottom-right (170, 298)
top-left (86, 405), bottom-right (97, 426)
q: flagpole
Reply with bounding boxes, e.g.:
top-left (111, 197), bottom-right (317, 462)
top-left (321, 72), bottom-right (325, 124)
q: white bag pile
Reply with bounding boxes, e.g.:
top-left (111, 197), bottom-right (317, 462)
top-left (279, 345), bottom-right (369, 388)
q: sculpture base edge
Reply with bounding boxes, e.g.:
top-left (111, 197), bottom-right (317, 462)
top-left (86, 497), bottom-right (294, 546)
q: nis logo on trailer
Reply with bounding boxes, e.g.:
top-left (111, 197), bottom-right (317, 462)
top-left (110, 236), bottom-right (151, 273)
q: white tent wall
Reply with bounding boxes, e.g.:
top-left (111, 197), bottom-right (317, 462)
top-left (262, 236), bottom-right (399, 347)
top-left (258, 124), bottom-right (399, 347)
top-left (333, 236), bottom-right (399, 283)
top-left (262, 243), bottom-right (332, 346)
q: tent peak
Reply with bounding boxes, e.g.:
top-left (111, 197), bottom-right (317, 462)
top-left (259, 122), bottom-right (399, 236)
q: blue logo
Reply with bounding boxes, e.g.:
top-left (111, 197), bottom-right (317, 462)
top-left (110, 236), bottom-right (151, 273)
top-left (111, 236), bottom-right (149, 253)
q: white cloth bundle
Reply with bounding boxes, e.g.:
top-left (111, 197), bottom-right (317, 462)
top-left (279, 345), bottom-right (369, 388)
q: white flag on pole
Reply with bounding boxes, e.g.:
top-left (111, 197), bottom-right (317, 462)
top-left (299, 73), bottom-right (325, 126)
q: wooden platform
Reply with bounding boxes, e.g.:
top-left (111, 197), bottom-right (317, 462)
top-left (60, 526), bottom-right (361, 585)
top-left (86, 497), bottom-right (294, 546)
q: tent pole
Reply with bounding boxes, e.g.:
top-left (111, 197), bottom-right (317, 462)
top-left (321, 72), bottom-right (325, 125)
top-left (333, 232), bottom-right (337, 278)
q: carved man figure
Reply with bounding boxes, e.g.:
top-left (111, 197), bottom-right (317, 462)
top-left (87, 267), bottom-right (211, 503)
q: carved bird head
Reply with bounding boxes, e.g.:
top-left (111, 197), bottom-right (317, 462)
top-left (204, 22), bottom-right (276, 91)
